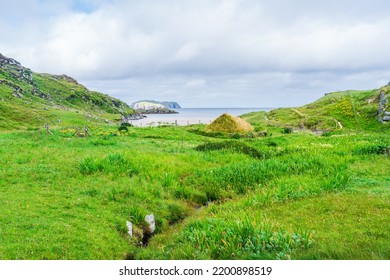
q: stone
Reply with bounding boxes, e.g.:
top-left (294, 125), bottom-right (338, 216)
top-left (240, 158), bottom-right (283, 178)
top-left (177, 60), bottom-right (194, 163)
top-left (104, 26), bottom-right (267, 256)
top-left (378, 91), bottom-right (389, 122)
top-left (384, 112), bottom-right (390, 116)
top-left (13, 92), bottom-right (23, 98)
top-left (145, 214), bottom-right (155, 233)
top-left (126, 221), bottom-right (133, 237)
top-left (383, 116), bottom-right (390, 121)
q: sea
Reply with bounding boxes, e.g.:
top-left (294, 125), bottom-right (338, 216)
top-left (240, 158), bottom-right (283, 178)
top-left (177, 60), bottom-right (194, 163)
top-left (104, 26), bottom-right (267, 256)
top-left (129, 108), bottom-right (272, 127)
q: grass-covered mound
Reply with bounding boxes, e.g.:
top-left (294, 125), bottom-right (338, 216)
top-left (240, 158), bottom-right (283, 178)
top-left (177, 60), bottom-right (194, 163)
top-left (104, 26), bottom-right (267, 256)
top-left (242, 86), bottom-right (389, 132)
top-left (206, 113), bottom-right (254, 133)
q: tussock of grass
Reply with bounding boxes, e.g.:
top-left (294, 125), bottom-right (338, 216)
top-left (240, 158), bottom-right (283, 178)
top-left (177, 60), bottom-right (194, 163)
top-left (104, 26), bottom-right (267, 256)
top-left (78, 153), bottom-right (138, 176)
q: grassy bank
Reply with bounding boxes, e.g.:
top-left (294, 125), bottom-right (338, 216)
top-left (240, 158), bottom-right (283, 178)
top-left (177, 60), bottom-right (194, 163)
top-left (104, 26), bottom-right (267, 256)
top-left (0, 125), bottom-right (388, 259)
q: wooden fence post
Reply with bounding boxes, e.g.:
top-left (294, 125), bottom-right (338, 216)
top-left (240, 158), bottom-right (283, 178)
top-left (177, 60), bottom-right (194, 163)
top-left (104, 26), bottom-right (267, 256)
top-left (44, 124), bottom-right (53, 135)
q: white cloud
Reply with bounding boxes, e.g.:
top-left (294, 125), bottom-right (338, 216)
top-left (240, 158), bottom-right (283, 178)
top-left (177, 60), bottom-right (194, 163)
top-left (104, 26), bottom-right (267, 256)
top-left (2, 0), bottom-right (390, 107)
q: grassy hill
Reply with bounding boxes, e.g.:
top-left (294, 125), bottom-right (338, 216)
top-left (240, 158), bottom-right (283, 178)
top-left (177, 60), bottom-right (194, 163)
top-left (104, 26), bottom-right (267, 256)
top-left (0, 53), bottom-right (133, 130)
top-left (242, 87), bottom-right (389, 132)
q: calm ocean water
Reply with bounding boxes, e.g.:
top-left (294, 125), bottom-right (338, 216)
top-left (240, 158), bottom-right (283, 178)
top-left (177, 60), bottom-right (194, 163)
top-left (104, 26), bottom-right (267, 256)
top-left (130, 108), bottom-right (272, 127)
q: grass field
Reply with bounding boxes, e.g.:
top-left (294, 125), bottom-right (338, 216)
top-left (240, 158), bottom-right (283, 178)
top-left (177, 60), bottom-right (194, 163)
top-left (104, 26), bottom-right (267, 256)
top-left (0, 124), bottom-right (388, 260)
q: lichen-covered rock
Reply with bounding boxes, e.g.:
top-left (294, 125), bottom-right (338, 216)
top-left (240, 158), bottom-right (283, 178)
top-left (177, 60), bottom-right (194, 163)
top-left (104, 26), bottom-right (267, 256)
top-left (378, 90), bottom-right (389, 123)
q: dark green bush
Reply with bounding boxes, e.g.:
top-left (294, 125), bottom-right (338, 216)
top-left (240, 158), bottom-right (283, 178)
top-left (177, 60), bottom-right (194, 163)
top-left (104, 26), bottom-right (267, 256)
top-left (118, 122), bottom-right (133, 132)
top-left (282, 127), bottom-right (293, 134)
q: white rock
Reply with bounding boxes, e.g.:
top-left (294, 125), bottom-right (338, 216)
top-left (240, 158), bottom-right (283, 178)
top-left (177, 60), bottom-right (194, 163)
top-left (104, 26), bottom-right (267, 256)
top-left (145, 214), bottom-right (155, 233)
top-left (126, 221), bottom-right (133, 237)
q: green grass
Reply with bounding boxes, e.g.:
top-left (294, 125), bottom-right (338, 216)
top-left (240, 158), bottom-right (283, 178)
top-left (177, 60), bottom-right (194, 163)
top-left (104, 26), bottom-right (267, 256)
top-left (241, 88), bottom-right (388, 132)
top-left (3, 54), bottom-right (389, 259)
top-left (0, 123), bottom-right (388, 260)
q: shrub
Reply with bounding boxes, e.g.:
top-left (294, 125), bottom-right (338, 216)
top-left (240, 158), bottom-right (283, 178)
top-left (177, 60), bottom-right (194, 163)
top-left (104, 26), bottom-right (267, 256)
top-left (118, 122), bottom-right (133, 132)
top-left (282, 127), bottom-right (293, 134)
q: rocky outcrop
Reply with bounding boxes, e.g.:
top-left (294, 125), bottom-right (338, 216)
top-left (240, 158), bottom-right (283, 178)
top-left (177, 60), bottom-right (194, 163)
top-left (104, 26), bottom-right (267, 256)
top-left (378, 91), bottom-right (390, 123)
top-left (0, 80), bottom-right (24, 98)
top-left (122, 112), bottom-right (147, 121)
top-left (53, 74), bottom-right (79, 84)
top-left (0, 53), bottom-right (33, 84)
top-left (135, 107), bottom-right (178, 114)
top-left (0, 53), bottom-right (21, 66)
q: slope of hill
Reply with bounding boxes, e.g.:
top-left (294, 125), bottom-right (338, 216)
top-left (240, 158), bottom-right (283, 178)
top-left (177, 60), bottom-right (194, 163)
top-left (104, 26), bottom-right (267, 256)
top-left (242, 87), bottom-right (390, 132)
top-left (0, 53), bottom-right (133, 130)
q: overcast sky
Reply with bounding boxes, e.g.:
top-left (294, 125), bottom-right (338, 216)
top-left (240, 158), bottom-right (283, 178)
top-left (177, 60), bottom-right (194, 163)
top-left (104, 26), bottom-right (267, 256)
top-left (1, 0), bottom-right (390, 108)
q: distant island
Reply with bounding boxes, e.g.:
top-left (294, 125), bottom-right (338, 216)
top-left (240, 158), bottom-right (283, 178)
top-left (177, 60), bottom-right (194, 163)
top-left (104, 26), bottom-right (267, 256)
top-left (123, 100), bottom-right (181, 121)
top-left (131, 100), bottom-right (181, 110)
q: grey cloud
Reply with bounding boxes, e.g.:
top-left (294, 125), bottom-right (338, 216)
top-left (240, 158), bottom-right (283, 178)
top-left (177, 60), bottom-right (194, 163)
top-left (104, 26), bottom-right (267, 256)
top-left (1, 0), bottom-right (390, 107)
